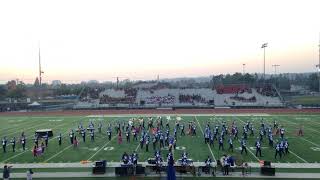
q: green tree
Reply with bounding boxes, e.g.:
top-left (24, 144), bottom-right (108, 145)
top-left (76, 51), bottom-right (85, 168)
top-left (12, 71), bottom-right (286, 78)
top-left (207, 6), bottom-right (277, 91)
top-left (7, 83), bottom-right (26, 99)
top-left (0, 85), bottom-right (8, 100)
top-left (307, 73), bottom-right (319, 92)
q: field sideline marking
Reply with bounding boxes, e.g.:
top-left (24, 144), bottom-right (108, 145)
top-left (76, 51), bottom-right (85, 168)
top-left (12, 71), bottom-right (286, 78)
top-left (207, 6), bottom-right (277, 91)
top-left (44, 144), bottom-right (73, 162)
top-left (195, 116), bottom-right (216, 162)
top-left (87, 136), bottom-right (117, 161)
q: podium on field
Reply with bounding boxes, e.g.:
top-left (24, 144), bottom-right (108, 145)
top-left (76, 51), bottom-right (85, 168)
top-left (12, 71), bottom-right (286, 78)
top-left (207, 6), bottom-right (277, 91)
top-left (35, 129), bottom-right (53, 137)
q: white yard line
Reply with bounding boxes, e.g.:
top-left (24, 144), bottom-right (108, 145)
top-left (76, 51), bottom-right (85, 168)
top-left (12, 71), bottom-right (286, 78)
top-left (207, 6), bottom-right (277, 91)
top-left (44, 145), bottom-right (73, 162)
top-left (273, 117), bottom-right (309, 163)
top-left (87, 136), bottom-right (117, 161)
top-left (236, 139), bottom-right (260, 162)
top-left (306, 119), bottom-right (320, 126)
top-left (278, 117), bottom-right (320, 147)
top-left (23, 122), bottom-right (67, 140)
top-left (4, 121), bottom-right (49, 137)
top-left (300, 137), bottom-right (320, 147)
top-left (289, 150), bottom-right (308, 163)
top-left (0, 117), bottom-right (32, 132)
top-left (2, 150), bottom-right (29, 163)
top-left (234, 117), bottom-right (261, 162)
top-left (282, 119), bottom-right (320, 134)
top-left (45, 116), bottom-right (103, 162)
top-left (195, 116), bottom-right (216, 162)
top-left (211, 116), bottom-right (257, 161)
top-left (135, 143), bottom-right (140, 151)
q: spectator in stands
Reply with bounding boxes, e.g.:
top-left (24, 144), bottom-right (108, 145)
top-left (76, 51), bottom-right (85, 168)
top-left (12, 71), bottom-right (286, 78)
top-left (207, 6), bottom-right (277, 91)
top-left (179, 94), bottom-right (205, 104)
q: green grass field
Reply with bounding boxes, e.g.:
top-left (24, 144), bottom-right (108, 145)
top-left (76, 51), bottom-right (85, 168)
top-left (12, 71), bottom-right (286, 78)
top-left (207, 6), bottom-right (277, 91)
top-left (290, 95), bottom-right (320, 105)
top-left (0, 114), bottom-right (320, 164)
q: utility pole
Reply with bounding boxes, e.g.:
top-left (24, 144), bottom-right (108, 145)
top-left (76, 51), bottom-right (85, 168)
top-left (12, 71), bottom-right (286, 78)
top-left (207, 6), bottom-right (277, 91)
top-left (112, 76), bottom-right (129, 89)
top-left (38, 43), bottom-right (44, 101)
top-left (38, 44), bottom-right (44, 86)
top-left (272, 64), bottom-right (280, 88)
top-left (318, 33), bottom-right (320, 93)
top-left (242, 63), bottom-right (246, 74)
top-left (261, 43), bottom-right (268, 81)
top-left (272, 64), bottom-right (280, 75)
top-left (116, 77), bottom-right (119, 89)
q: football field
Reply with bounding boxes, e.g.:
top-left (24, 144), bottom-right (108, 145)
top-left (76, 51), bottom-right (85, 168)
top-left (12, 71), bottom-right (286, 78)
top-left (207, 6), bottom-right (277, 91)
top-left (1, 114), bottom-right (320, 165)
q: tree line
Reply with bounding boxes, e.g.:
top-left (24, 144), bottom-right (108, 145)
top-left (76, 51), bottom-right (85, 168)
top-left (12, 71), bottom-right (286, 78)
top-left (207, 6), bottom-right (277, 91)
top-left (0, 72), bottom-right (319, 100)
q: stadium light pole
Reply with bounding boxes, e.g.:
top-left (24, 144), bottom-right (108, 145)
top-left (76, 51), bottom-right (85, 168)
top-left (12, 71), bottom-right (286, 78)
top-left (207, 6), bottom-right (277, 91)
top-left (272, 64), bottom-right (280, 75)
top-left (318, 32), bottom-right (320, 93)
top-left (242, 63), bottom-right (246, 74)
top-left (317, 64), bottom-right (320, 93)
top-left (272, 64), bottom-right (280, 88)
top-left (261, 43), bottom-right (268, 81)
top-left (38, 42), bottom-right (44, 86)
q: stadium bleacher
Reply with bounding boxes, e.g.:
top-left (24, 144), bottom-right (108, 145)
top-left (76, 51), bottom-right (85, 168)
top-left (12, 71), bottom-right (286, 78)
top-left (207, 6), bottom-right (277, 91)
top-left (75, 85), bottom-right (283, 109)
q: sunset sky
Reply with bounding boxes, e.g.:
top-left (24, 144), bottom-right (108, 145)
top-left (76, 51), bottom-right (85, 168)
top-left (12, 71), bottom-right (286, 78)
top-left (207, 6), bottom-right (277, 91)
top-left (0, 0), bottom-right (319, 84)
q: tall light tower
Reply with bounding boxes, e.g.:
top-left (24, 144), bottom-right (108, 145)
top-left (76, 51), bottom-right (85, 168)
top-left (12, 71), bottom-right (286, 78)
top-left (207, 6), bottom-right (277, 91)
top-left (261, 43), bottom-right (268, 81)
top-left (318, 33), bottom-right (320, 93)
top-left (38, 45), bottom-right (44, 86)
top-left (272, 64), bottom-right (280, 88)
top-left (242, 63), bottom-right (246, 74)
top-left (272, 64), bottom-right (280, 75)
